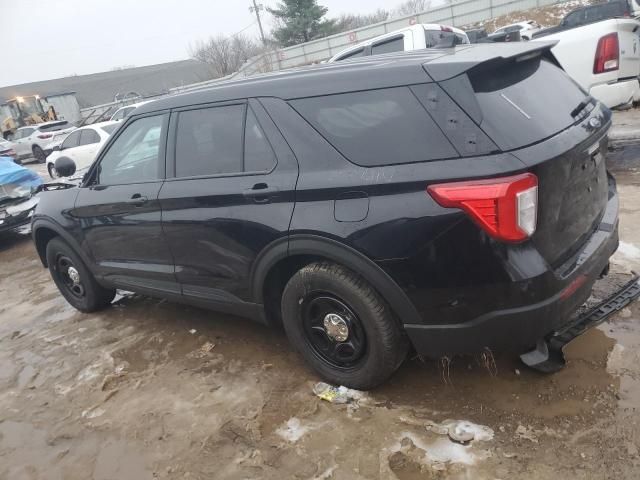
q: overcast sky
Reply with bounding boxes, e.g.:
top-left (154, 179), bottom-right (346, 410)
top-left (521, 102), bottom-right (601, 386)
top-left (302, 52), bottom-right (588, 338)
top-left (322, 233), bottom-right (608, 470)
top-left (2, 0), bottom-right (403, 87)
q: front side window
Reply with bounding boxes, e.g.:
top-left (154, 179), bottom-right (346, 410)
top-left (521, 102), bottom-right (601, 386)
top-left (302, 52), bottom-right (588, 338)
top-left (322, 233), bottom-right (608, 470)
top-left (96, 115), bottom-right (164, 185)
top-left (79, 129), bottom-right (100, 145)
top-left (61, 130), bottom-right (81, 150)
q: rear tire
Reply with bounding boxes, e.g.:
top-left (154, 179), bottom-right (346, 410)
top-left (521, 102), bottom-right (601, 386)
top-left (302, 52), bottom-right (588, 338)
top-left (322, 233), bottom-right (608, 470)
top-left (281, 262), bottom-right (409, 389)
top-left (46, 237), bottom-right (115, 312)
top-left (33, 145), bottom-right (46, 164)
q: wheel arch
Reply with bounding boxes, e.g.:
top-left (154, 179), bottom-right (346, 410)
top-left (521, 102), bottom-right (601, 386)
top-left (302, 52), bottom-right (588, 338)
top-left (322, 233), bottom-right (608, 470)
top-left (32, 219), bottom-right (91, 269)
top-left (251, 234), bottom-right (423, 326)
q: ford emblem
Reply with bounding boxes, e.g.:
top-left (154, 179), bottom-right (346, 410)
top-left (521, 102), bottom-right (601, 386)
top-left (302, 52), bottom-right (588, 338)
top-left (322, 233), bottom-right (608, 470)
top-left (589, 117), bottom-right (601, 128)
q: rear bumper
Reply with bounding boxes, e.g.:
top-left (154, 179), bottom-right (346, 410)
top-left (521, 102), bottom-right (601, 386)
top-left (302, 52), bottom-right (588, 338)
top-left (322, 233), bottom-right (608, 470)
top-left (589, 78), bottom-right (640, 109)
top-left (404, 187), bottom-right (619, 357)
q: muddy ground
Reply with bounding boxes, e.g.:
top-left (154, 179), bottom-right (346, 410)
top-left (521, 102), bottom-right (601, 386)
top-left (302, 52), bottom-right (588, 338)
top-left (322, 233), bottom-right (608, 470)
top-left (1, 153), bottom-right (639, 480)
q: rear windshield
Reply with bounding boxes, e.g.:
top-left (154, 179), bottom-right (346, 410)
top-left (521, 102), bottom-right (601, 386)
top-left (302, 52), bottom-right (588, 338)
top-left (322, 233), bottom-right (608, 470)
top-left (425, 30), bottom-right (467, 48)
top-left (467, 58), bottom-right (587, 151)
top-left (39, 121), bottom-right (69, 131)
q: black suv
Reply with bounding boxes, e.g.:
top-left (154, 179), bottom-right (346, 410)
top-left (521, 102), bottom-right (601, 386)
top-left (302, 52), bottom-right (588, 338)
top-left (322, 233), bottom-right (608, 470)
top-left (33, 42), bottom-right (619, 388)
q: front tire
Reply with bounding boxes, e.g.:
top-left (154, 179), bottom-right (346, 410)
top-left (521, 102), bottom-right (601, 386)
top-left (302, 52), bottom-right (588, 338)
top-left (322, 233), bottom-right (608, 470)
top-left (47, 163), bottom-right (59, 179)
top-left (46, 237), bottom-right (115, 312)
top-left (33, 145), bottom-right (46, 163)
top-left (281, 262), bottom-right (409, 389)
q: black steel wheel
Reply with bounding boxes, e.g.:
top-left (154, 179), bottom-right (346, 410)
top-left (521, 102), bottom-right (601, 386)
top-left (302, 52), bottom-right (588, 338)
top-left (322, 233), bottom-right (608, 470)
top-left (281, 262), bottom-right (409, 389)
top-left (46, 237), bottom-right (115, 312)
top-left (301, 294), bottom-right (367, 370)
top-left (55, 254), bottom-right (86, 299)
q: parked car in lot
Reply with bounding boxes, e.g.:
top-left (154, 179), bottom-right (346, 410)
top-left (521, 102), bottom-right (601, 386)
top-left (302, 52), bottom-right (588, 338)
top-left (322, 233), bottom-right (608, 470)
top-left (492, 20), bottom-right (542, 40)
top-left (43, 130), bottom-right (75, 157)
top-left (46, 121), bottom-right (120, 178)
top-left (0, 138), bottom-right (17, 162)
top-left (11, 121), bottom-right (76, 163)
top-left (110, 101), bottom-right (152, 121)
top-left (533, 16), bottom-right (640, 108)
top-left (34, 42), bottom-right (619, 388)
top-left (0, 157), bottom-right (42, 233)
top-left (328, 24), bottom-right (469, 62)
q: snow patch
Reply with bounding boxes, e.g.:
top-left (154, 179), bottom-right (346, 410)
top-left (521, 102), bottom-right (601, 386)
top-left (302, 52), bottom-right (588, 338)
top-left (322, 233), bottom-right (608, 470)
top-left (618, 241), bottom-right (640, 260)
top-left (276, 417), bottom-right (311, 442)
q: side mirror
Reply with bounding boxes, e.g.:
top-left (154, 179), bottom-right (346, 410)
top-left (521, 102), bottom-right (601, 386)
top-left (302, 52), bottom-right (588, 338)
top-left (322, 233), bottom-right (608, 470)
top-left (53, 145), bottom-right (61, 152)
top-left (54, 156), bottom-right (76, 177)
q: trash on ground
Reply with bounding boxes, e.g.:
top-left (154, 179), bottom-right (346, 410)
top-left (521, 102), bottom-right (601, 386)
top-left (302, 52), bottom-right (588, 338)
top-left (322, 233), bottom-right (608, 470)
top-left (188, 329), bottom-right (197, 334)
top-left (312, 382), bottom-right (367, 404)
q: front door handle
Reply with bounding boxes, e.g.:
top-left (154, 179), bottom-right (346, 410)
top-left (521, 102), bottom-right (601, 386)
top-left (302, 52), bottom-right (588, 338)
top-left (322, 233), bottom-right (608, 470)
top-left (127, 193), bottom-right (148, 206)
top-left (243, 183), bottom-right (279, 203)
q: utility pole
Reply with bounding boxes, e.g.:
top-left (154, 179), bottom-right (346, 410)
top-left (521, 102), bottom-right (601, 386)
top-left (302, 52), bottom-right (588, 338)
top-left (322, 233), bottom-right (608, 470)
top-left (249, 0), bottom-right (266, 46)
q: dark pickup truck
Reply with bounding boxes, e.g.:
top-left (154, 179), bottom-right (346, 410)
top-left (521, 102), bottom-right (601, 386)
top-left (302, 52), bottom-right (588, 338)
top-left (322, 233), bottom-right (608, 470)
top-left (534, 0), bottom-right (634, 38)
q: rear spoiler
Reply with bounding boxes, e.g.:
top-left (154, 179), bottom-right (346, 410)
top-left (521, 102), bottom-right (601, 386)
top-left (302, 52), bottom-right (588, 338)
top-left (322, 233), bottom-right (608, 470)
top-left (422, 41), bottom-right (559, 82)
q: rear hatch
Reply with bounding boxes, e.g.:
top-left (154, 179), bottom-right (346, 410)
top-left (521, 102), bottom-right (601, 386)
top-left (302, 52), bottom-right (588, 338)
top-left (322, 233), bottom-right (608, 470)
top-left (425, 43), bottom-right (610, 266)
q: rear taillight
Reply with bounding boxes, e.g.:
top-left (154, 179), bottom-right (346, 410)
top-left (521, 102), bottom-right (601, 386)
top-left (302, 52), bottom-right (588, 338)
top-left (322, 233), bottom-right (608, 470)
top-left (593, 33), bottom-right (619, 74)
top-left (37, 133), bottom-right (53, 139)
top-left (427, 173), bottom-right (538, 243)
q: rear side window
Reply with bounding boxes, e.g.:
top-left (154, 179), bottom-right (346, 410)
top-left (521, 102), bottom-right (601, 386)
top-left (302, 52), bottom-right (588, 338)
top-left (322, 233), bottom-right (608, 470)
top-left (175, 104), bottom-right (276, 177)
top-left (467, 58), bottom-right (587, 151)
top-left (291, 87), bottom-right (458, 166)
top-left (336, 48), bottom-right (365, 61)
top-left (79, 129), bottom-right (100, 145)
top-left (244, 108), bottom-right (277, 172)
top-left (371, 36), bottom-right (404, 55)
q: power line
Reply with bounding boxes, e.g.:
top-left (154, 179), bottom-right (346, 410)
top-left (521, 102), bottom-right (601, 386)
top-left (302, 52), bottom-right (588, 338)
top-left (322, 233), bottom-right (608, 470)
top-left (230, 20), bottom-right (258, 38)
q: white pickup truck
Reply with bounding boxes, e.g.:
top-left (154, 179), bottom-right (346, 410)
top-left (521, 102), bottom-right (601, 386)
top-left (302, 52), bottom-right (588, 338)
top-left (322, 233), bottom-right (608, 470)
top-left (532, 18), bottom-right (640, 108)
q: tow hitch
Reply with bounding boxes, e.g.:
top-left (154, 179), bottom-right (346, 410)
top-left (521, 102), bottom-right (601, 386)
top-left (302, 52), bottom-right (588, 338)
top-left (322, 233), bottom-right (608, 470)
top-left (521, 274), bottom-right (640, 373)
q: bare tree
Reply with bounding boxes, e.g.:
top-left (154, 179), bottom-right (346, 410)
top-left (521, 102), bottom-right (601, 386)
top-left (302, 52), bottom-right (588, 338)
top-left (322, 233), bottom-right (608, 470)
top-left (190, 34), bottom-right (264, 78)
top-left (392, 0), bottom-right (432, 17)
top-left (333, 9), bottom-right (390, 32)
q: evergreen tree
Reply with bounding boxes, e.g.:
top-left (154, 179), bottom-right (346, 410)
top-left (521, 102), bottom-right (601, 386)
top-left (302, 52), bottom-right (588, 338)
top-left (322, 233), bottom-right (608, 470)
top-left (268, 0), bottom-right (336, 47)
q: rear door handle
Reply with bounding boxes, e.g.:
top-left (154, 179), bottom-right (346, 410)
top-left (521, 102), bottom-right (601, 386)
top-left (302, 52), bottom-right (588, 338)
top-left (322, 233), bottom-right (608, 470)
top-left (127, 193), bottom-right (148, 206)
top-left (243, 183), bottom-right (278, 203)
